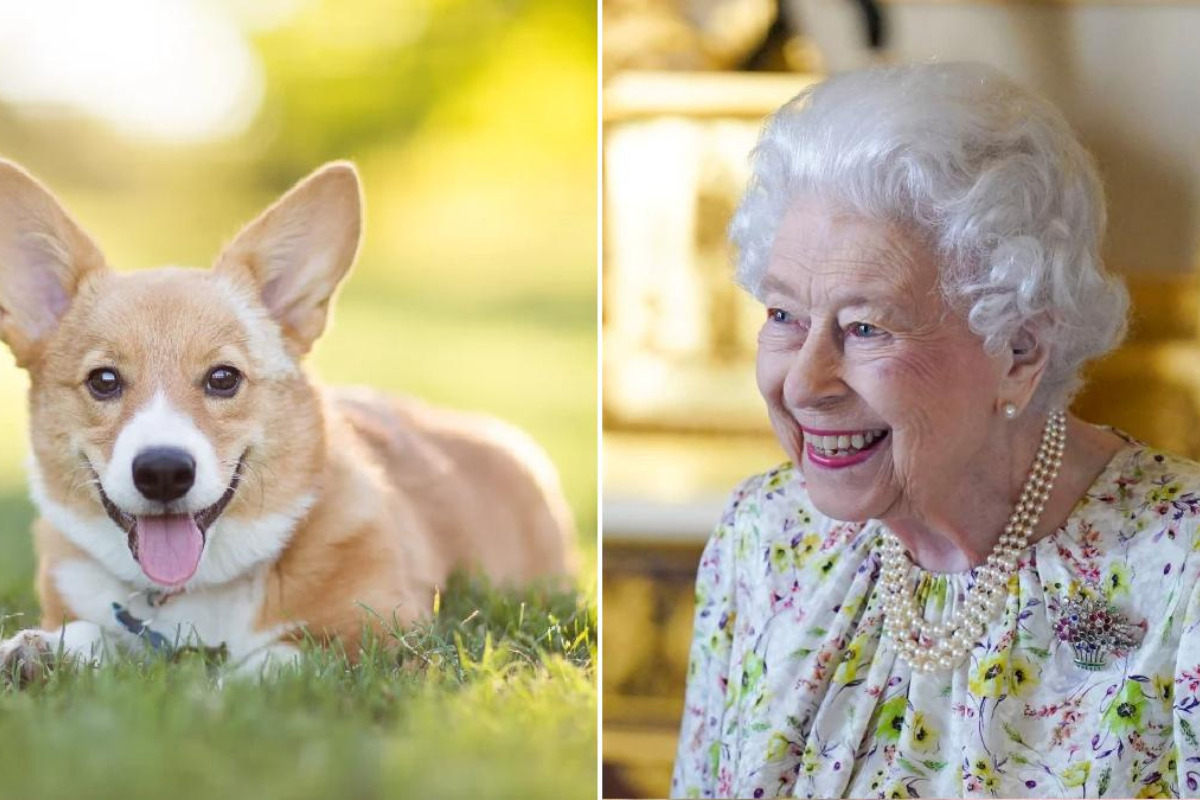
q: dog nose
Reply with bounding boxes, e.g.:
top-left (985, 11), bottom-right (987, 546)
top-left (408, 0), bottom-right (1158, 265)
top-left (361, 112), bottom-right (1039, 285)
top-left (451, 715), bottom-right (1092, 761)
top-left (132, 447), bottom-right (196, 503)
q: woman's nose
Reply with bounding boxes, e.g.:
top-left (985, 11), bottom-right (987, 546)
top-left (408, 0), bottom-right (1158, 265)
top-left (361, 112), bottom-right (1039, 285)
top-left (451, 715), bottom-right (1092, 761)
top-left (783, 332), bottom-right (845, 409)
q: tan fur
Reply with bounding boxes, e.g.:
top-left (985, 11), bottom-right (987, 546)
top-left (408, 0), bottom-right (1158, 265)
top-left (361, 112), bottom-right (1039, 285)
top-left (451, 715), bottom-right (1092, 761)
top-left (0, 159), bottom-right (576, 661)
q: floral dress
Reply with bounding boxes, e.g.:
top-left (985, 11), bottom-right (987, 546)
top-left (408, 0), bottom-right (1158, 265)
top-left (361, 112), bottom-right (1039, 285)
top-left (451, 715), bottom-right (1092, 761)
top-left (672, 441), bottom-right (1200, 798)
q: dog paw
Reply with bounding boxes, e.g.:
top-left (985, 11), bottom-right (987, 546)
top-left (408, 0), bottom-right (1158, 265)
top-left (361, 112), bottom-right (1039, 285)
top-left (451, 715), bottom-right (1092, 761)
top-left (0, 630), bottom-right (55, 688)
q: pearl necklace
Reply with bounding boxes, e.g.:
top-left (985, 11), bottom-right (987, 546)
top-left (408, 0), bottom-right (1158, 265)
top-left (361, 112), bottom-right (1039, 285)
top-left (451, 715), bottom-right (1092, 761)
top-left (878, 410), bottom-right (1066, 672)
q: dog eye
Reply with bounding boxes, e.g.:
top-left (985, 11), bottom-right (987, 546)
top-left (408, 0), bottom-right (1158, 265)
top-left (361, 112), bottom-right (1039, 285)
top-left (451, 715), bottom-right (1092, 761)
top-left (85, 368), bottom-right (122, 400)
top-left (205, 366), bottom-right (242, 398)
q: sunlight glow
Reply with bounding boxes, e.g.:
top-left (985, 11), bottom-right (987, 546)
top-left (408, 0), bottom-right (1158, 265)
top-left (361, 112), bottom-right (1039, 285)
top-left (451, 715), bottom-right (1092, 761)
top-left (0, 0), bottom-right (264, 142)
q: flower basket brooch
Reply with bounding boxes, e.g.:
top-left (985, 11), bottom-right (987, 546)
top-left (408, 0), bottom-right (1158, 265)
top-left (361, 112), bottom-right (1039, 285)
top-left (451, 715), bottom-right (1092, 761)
top-left (1053, 592), bottom-right (1142, 671)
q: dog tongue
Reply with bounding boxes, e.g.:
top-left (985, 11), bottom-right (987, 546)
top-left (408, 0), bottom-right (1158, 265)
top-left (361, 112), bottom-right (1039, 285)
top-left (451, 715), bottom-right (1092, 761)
top-left (135, 514), bottom-right (203, 586)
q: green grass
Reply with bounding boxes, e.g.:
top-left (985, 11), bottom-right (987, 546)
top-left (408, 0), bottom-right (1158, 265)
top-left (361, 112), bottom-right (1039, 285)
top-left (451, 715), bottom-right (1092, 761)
top-left (0, 575), bottom-right (596, 800)
top-left (0, 269), bottom-right (597, 799)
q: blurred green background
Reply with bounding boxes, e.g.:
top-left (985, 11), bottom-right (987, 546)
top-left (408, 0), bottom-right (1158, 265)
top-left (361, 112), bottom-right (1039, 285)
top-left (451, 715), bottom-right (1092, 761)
top-left (0, 0), bottom-right (597, 610)
top-left (0, 2), bottom-right (596, 796)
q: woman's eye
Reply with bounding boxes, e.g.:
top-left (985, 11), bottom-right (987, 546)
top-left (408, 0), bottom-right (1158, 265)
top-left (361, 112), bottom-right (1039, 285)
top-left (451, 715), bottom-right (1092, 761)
top-left (205, 366), bottom-right (243, 398)
top-left (767, 308), bottom-right (792, 324)
top-left (848, 322), bottom-right (883, 338)
top-left (85, 368), bottom-right (122, 400)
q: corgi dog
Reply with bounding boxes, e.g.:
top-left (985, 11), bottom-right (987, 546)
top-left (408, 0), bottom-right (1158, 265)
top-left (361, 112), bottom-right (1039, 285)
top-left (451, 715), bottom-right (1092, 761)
top-left (0, 160), bottom-right (575, 678)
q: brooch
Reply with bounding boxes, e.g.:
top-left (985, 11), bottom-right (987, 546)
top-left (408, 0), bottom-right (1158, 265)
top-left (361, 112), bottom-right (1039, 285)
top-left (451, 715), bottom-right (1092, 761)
top-left (1053, 593), bottom-right (1141, 670)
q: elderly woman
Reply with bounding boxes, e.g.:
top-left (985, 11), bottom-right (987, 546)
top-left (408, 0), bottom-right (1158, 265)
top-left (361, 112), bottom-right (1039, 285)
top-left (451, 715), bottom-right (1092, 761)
top-left (672, 62), bottom-right (1200, 799)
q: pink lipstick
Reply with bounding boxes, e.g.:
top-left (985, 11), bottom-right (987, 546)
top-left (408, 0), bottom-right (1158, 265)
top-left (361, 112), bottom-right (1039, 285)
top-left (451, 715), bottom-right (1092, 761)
top-left (803, 427), bottom-right (889, 469)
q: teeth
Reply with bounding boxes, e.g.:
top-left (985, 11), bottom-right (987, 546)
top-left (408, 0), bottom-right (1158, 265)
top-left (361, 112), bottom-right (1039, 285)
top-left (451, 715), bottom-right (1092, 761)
top-left (807, 429), bottom-right (886, 457)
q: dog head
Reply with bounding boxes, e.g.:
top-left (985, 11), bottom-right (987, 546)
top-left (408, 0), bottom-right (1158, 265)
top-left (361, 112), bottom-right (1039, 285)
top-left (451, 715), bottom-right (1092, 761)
top-left (0, 160), bottom-right (361, 588)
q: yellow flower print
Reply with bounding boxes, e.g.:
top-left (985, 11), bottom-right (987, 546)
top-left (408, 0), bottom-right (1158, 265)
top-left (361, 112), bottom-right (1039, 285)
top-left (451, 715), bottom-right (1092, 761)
top-left (766, 732), bottom-right (788, 761)
top-left (966, 755), bottom-right (999, 792)
top-left (1066, 580), bottom-right (1096, 602)
top-left (1103, 562), bottom-right (1132, 599)
top-left (1009, 655), bottom-right (1039, 697)
top-left (772, 532), bottom-right (827, 572)
top-left (876, 695), bottom-right (908, 742)
top-left (745, 650), bottom-right (764, 679)
top-left (970, 756), bottom-right (994, 779)
top-left (1153, 673), bottom-right (1174, 713)
top-left (707, 610), bottom-right (735, 651)
top-left (1104, 680), bottom-right (1147, 736)
top-left (969, 653), bottom-right (1009, 697)
top-left (1136, 779), bottom-right (1171, 799)
top-left (740, 651), bottom-right (766, 704)
top-left (801, 743), bottom-right (820, 775)
top-left (884, 780), bottom-right (914, 799)
top-left (764, 470), bottom-right (787, 493)
top-left (1149, 481), bottom-right (1183, 505)
top-left (796, 533), bottom-right (821, 569)
top-left (969, 651), bottom-right (1038, 698)
top-left (833, 633), bottom-right (869, 685)
top-left (770, 543), bottom-right (791, 573)
top-left (1061, 761), bottom-right (1091, 789)
top-left (1163, 745), bottom-right (1179, 776)
top-left (909, 711), bottom-right (939, 752)
top-left (1136, 745), bottom-right (1179, 798)
top-left (814, 553), bottom-right (840, 580)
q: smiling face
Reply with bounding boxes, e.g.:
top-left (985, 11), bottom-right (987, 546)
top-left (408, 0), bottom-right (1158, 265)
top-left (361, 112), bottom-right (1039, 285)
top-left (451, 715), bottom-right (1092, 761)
top-left (756, 199), bottom-right (1011, 526)
top-left (0, 158), bottom-right (361, 589)
top-left (26, 268), bottom-right (324, 587)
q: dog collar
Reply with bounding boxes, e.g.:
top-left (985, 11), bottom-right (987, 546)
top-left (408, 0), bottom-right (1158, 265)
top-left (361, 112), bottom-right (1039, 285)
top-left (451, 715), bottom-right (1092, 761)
top-left (145, 587), bottom-right (184, 607)
top-left (111, 588), bottom-right (183, 654)
top-left (112, 591), bottom-right (229, 666)
top-left (112, 601), bottom-right (174, 654)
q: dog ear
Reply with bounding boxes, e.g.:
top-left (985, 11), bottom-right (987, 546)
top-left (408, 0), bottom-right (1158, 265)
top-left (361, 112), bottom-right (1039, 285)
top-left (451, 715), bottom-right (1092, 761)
top-left (216, 162), bottom-right (362, 355)
top-left (0, 160), bottom-right (108, 367)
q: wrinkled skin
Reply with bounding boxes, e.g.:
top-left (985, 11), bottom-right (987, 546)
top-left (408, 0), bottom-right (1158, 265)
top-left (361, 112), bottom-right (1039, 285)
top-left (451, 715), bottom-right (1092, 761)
top-left (755, 198), bottom-right (1122, 571)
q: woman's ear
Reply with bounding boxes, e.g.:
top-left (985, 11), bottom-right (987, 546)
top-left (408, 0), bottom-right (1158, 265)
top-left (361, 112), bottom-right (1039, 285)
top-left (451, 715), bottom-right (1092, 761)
top-left (997, 325), bottom-right (1051, 415)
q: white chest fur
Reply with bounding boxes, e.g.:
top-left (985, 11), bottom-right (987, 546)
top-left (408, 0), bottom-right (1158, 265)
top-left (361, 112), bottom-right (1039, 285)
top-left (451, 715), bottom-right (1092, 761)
top-left (51, 558), bottom-right (297, 669)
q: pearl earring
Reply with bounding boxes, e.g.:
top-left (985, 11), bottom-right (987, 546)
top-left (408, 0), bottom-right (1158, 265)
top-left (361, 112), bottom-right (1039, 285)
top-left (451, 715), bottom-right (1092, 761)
top-left (1002, 402), bottom-right (1018, 419)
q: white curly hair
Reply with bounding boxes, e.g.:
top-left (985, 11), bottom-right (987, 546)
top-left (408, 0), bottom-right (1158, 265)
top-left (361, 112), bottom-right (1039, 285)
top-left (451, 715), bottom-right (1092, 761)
top-left (730, 61), bottom-right (1128, 406)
